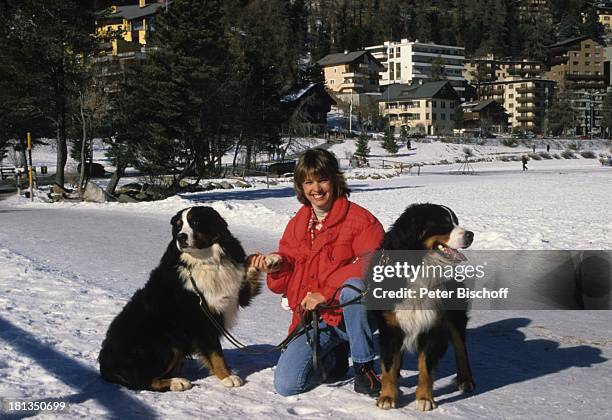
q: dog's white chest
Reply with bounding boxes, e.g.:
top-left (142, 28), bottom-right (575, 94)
top-left (179, 256), bottom-right (245, 329)
top-left (394, 309), bottom-right (440, 352)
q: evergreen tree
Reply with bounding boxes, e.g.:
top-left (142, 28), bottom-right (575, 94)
top-left (581, 6), bottom-right (605, 40)
top-left (382, 127), bottom-right (399, 154)
top-left (547, 90), bottom-right (575, 136)
top-left (429, 55), bottom-right (447, 81)
top-left (107, 0), bottom-right (233, 184)
top-left (1, 0), bottom-right (96, 187)
top-left (355, 131), bottom-right (370, 157)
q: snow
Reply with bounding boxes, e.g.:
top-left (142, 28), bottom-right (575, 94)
top-left (1, 151), bottom-right (612, 418)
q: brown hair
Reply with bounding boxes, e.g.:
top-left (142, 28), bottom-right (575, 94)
top-left (293, 148), bottom-right (350, 205)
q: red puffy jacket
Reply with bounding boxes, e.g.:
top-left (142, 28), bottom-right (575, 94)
top-left (267, 197), bottom-right (384, 334)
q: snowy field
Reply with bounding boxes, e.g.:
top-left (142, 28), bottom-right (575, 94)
top-left (1, 156), bottom-right (612, 418)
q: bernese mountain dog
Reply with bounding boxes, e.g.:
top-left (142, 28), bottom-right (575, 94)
top-left (99, 206), bottom-right (263, 392)
top-left (370, 203), bottom-right (475, 411)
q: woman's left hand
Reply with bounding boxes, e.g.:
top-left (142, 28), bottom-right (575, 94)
top-left (301, 292), bottom-right (325, 310)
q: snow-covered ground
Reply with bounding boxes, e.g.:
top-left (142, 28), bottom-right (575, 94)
top-left (1, 156), bottom-right (612, 418)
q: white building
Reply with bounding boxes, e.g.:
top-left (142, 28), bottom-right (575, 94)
top-left (365, 39), bottom-right (466, 98)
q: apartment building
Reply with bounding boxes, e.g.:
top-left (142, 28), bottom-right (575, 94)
top-left (567, 90), bottom-right (606, 136)
top-left (478, 78), bottom-right (556, 133)
top-left (365, 39), bottom-right (466, 98)
top-left (464, 55), bottom-right (546, 84)
top-left (378, 81), bottom-right (461, 135)
top-left (546, 36), bottom-right (606, 90)
top-left (594, 2), bottom-right (612, 34)
top-left (96, 0), bottom-right (167, 55)
top-left (317, 50), bottom-right (384, 106)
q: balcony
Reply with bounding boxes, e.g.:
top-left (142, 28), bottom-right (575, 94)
top-left (338, 82), bottom-right (363, 91)
top-left (516, 86), bottom-right (536, 94)
top-left (343, 72), bottom-right (367, 78)
top-left (565, 73), bottom-right (606, 82)
top-left (516, 96), bottom-right (534, 103)
top-left (516, 115), bottom-right (535, 122)
top-left (516, 106), bottom-right (536, 113)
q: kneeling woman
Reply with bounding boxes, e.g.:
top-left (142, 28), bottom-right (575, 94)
top-left (252, 148), bottom-right (384, 396)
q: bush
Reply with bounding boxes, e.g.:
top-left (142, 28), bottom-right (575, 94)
top-left (553, 153), bottom-right (561, 159)
top-left (501, 138), bottom-right (518, 147)
top-left (538, 152), bottom-right (552, 159)
top-left (499, 156), bottom-right (511, 162)
top-left (580, 151), bottom-right (596, 158)
top-left (528, 152), bottom-right (541, 160)
top-left (561, 149), bottom-right (576, 159)
top-left (568, 142), bottom-right (579, 150)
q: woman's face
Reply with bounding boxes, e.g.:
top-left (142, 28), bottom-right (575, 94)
top-left (302, 175), bottom-right (334, 211)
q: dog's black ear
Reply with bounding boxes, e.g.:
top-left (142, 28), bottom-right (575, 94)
top-left (383, 204), bottom-right (423, 250)
top-left (219, 233), bottom-right (247, 265)
top-left (171, 212), bottom-right (181, 227)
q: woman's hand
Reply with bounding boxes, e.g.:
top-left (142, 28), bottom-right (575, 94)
top-left (301, 292), bottom-right (325, 310)
top-left (248, 253), bottom-right (283, 273)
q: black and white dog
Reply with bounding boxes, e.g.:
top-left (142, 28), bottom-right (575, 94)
top-left (99, 206), bottom-right (262, 391)
top-left (370, 203), bottom-right (475, 410)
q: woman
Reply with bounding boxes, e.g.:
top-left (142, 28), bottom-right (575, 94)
top-left (252, 148), bottom-right (384, 397)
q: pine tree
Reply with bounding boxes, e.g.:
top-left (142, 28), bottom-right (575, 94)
top-left (355, 131), bottom-right (370, 157)
top-left (382, 127), bottom-right (399, 154)
top-left (429, 55), bottom-right (447, 81)
top-left (1, 0), bottom-right (96, 187)
top-left (581, 6), bottom-right (605, 40)
top-left (547, 90), bottom-right (575, 136)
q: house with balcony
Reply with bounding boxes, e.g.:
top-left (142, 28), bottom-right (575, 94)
top-left (546, 36), bottom-right (606, 90)
top-left (379, 81), bottom-right (460, 135)
top-left (460, 100), bottom-right (509, 133)
top-left (96, 0), bottom-right (167, 56)
top-left (317, 50), bottom-right (383, 106)
top-left (365, 39), bottom-right (466, 99)
top-left (279, 83), bottom-right (336, 137)
top-left (477, 78), bottom-right (556, 133)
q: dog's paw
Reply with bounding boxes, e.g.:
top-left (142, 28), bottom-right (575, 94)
top-left (376, 396), bottom-right (396, 410)
top-left (456, 378), bottom-right (475, 392)
top-left (415, 398), bottom-right (437, 411)
top-left (220, 374), bottom-right (243, 388)
top-left (169, 377), bottom-right (192, 392)
top-left (265, 254), bottom-right (283, 272)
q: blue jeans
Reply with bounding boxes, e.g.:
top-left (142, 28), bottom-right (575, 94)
top-left (274, 278), bottom-right (377, 396)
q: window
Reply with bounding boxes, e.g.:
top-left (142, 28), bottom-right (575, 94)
top-left (432, 113), bottom-right (437, 120)
top-left (585, 44), bottom-right (591, 48)
top-left (432, 100), bottom-right (437, 108)
top-left (441, 101), bottom-right (446, 108)
top-left (396, 62), bottom-right (401, 79)
top-left (396, 47), bottom-right (401, 58)
top-left (585, 53), bottom-right (590, 58)
top-left (509, 93), bottom-right (514, 98)
top-left (426, 113), bottom-right (430, 119)
top-left (441, 113), bottom-right (446, 120)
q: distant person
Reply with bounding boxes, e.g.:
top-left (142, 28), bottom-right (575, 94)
top-left (532, 144), bottom-right (536, 153)
top-left (522, 155), bottom-right (528, 171)
top-left (546, 144), bottom-right (550, 153)
top-left (406, 140), bottom-right (412, 150)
